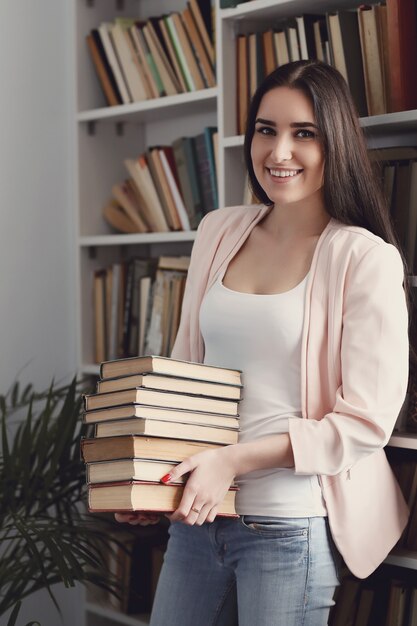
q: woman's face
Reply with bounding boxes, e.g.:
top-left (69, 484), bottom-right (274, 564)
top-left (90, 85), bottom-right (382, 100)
top-left (250, 86), bottom-right (325, 207)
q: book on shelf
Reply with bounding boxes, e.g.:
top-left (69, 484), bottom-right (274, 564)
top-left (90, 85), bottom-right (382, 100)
top-left (147, 147), bottom-right (181, 230)
top-left (357, 5), bottom-right (385, 116)
top-left (96, 372), bottom-right (242, 399)
top-left (172, 12), bottom-right (206, 91)
top-left (94, 270), bottom-right (108, 364)
top-left (237, 34), bottom-right (249, 136)
top-left (93, 258), bottom-right (155, 363)
top-left (286, 18), bottom-right (302, 62)
top-left (88, 480), bottom-right (237, 516)
top-left (182, 5), bottom-right (216, 88)
top-left (111, 181), bottom-right (149, 233)
top-left (142, 20), bottom-right (181, 96)
top-left (103, 200), bottom-right (139, 234)
top-left (386, 0), bottom-right (417, 112)
top-left (84, 387), bottom-right (239, 416)
top-left (158, 16), bottom-right (189, 93)
top-left (194, 130), bottom-right (218, 213)
top-left (385, 581), bottom-right (408, 626)
top-left (143, 266), bottom-right (187, 357)
top-left (179, 135), bottom-right (204, 227)
top-left (100, 355), bottom-right (242, 386)
top-left (189, 0), bottom-right (215, 67)
top-left (129, 23), bottom-right (161, 99)
top-left (326, 11), bottom-right (368, 117)
top-left (111, 21), bottom-right (148, 102)
top-left (97, 22), bottom-right (132, 105)
top-left (81, 434), bottom-right (221, 464)
top-left (94, 417), bottom-right (239, 444)
top-left (98, 528), bottom-right (165, 615)
top-left (274, 28), bottom-right (290, 66)
top-left (86, 31), bottom-right (121, 107)
top-left (261, 30), bottom-right (276, 78)
top-left (86, 458), bottom-right (183, 485)
top-left (159, 147), bottom-right (191, 230)
top-left (123, 157), bottom-right (169, 232)
top-left (83, 403), bottom-right (240, 430)
top-left (370, 149), bottom-right (417, 273)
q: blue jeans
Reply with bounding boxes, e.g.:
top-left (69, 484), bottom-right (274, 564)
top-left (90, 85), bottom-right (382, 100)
top-left (150, 516), bottom-right (341, 626)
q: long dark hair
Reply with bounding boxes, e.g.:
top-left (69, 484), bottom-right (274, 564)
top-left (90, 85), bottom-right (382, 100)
top-left (244, 60), bottom-right (401, 250)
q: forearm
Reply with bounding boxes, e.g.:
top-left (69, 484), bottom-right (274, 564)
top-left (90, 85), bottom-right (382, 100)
top-left (224, 433), bottom-right (295, 477)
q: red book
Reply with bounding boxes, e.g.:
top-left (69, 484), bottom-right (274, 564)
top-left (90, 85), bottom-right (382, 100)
top-left (386, 0), bottom-right (417, 112)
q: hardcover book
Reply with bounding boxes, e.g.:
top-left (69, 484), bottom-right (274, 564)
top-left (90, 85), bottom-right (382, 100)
top-left (88, 480), bottom-right (237, 516)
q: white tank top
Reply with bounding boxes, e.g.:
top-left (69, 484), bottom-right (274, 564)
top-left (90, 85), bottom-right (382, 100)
top-left (200, 269), bottom-right (327, 518)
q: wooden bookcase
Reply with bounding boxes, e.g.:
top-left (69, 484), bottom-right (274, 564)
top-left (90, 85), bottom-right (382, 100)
top-left (72, 0), bottom-right (417, 624)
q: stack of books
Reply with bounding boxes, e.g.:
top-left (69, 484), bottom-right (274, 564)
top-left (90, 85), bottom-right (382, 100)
top-left (81, 355), bottom-right (243, 517)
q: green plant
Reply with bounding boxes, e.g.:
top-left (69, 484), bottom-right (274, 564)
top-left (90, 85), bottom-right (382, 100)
top-left (0, 377), bottom-right (118, 626)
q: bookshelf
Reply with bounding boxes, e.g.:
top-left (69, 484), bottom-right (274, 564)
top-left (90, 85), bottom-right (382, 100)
top-left (73, 0), bottom-right (417, 625)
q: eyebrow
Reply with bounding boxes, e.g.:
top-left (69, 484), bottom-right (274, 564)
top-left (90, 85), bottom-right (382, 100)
top-left (255, 117), bottom-right (319, 129)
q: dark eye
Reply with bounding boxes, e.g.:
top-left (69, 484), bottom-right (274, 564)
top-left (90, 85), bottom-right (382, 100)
top-left (256, 126), bottom-right (275, 136)
top-left (296, 129), bottom-right (316, 139)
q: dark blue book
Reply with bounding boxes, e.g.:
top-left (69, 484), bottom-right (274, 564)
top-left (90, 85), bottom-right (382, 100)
top-left (183, 137), bottom-right (204, 225)
top-left (204, 127), bottom-right (218, 210)
top-left (195, 132), bottom-right (216, 214)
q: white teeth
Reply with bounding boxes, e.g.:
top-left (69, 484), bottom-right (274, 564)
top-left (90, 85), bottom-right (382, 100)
top-left (269, 169), bottom-right (301, 178)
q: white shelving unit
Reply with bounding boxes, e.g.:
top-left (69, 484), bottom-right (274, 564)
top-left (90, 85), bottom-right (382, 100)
top-left (72, 0), bottom-right (417, 624)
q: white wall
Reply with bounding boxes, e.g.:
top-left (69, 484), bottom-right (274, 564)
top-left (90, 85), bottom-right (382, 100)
top-left (0, 2), bottom-right (81, 625)
top-left (0, 0), bottom-right (76, 393)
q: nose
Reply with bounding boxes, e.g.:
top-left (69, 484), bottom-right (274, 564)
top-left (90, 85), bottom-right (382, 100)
top-left (270, 133), bottom-right (292, 163)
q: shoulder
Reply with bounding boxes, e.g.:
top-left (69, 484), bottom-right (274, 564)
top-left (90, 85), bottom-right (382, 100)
top-left (328, 220), bottom-right (403, 266)
top-left (326, 220), bottom-right (404, 281)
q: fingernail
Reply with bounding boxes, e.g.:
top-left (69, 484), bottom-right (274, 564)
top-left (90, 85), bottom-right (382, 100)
top-left (161, 473), bottom-right (172, 483)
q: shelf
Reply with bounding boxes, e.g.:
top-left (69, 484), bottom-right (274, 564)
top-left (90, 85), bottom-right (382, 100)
top-left (79, 232), bottom-right (197, 247)
top-left (86, 602), bottom-right (150, 626)
top-left (222, 110), bottom-right (417, 146)
top-left (223, 135), bottom-right (244, 148)
top-left (360, 109), bottom-right (417, 134)
top-left (77, 88), bottom-right (218, 125)
top-left (388, 433), bottom-right (417, 450)
top-left (220, 0), bottom-right (364, 21)
top-left (80, 364), bottom-right (100, 376)
top-left (384, 550), bottom-right (417, 570)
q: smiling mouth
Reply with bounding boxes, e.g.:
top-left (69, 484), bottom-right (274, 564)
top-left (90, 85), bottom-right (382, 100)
top-left (268, 168), bottom-right (303, 178)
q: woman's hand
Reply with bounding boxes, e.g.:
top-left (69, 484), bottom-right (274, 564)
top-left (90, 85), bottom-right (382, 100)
top-left (114, 511), bottom-right (161, 526)
top-left (160, 447), bottom-right (237, 526)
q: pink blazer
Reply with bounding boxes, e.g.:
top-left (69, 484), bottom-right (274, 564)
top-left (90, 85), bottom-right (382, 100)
top-left (171, 203), bottom-right (409, 578)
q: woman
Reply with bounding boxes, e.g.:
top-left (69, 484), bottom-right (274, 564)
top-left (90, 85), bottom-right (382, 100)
top-left (116, 60), bottom-right (410, 625)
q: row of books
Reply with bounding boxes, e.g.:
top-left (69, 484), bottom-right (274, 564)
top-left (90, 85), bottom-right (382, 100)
top-left (330, 575), bottom-right (417, 625)
top-left (93, 256), bottom-right (189, 365)
top-left (371, 147), bottom-right (417, 274)
top-left (236, 4), bottom-right (417, 134)
top-left (81, 355), bottom-right (243, 516)
top-left (105, 128), bottom-right (218, 235)
top-left (86, 525), bottom-right (168, 615)
top-left (86, 0), bottom-right (215, 108)
top-left (387, 448), bottom-right (417, 553)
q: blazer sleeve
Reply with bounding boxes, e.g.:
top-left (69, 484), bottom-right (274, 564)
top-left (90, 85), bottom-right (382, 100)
top-left (289, 242), bottom-right (409, 476)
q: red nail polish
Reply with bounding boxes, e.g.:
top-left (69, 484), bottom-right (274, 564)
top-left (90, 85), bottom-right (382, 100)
top-left (161, 473), bottom-right (172, 483)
